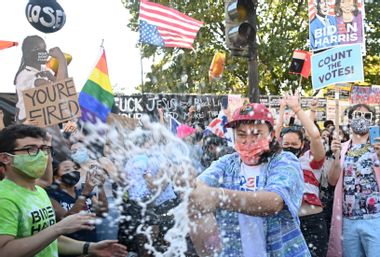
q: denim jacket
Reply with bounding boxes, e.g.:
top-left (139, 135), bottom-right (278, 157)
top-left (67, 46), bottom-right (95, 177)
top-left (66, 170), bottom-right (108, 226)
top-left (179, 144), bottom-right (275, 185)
top-left (198, 151), bottom-right (311, 257)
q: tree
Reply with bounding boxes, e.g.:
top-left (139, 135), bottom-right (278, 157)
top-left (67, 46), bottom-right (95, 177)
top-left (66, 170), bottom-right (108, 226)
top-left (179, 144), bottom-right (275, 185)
top-left (122, 0), bottom-right (380, 96)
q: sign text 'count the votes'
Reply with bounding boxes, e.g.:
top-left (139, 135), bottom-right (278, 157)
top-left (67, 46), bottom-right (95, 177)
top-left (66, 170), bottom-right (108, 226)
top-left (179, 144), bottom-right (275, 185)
top-left (23, 78), bottom-right (81, 127)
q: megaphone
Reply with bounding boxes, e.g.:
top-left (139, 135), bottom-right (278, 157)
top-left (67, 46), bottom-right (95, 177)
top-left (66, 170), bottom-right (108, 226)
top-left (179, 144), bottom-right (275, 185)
top-left (46, 53), bottom-right (72, 73)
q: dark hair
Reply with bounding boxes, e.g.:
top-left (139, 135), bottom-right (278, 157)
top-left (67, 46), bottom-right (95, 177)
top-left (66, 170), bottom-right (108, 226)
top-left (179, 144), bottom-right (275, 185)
top-left (0, 124), bottom-right (47, 153)
top-left (14, 35), bottom-right (45, 85)
top-left (280, 125), bottom-right (305, 143)
top-left (335, 0), bottom-right (359, 17)
top-left (324, 120), bottom-right (334, 129)
top-left (347, 104), bottom-right (376, 121)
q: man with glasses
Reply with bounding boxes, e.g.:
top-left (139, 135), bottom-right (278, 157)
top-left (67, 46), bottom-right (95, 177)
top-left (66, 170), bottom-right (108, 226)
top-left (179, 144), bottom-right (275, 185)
top-left (189, 103), bottom-right (310, 257)
top-left (0, 124), bottom-right (128, 257)
top-left (328, 104), bottom-right (380, 257)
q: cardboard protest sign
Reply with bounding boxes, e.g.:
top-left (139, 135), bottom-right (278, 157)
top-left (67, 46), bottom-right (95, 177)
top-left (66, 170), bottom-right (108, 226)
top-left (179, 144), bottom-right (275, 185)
top-left (308, 0), bottom-right (366, 53)
top-left (23, 78), bottom-right (81, 127)
top-left (311, 44), bottom-right (364, 90)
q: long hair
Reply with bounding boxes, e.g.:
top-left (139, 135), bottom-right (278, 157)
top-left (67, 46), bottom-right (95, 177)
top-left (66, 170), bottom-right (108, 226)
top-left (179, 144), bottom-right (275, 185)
top-left (13, 35), bottom-right (45, 85)
top-left (334, 0), bottom-right (359, 17)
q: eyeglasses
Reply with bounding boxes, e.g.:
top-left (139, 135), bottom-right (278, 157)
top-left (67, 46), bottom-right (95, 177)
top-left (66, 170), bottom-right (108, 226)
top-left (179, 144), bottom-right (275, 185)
top-left (353, 111), bottom-right (372, 121)
top-left (11, 145), bottom-right (52, 156)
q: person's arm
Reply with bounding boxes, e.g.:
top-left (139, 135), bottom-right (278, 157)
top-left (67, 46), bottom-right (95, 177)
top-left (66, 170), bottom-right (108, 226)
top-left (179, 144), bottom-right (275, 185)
top-left (158, 108), bottom-right (165, 125)
top-left (328, 137), bottom-right (342, 186)
top-left (192, 181), bottom-right (283, 216)
top-left (309, 98), bottom-right (318, 121)
top-left (274, 98), bottom-right (286, 139)
top-left (186, 105), bottom-right (196, 125)
top-left (55, 174), bottom-right (96, 219)
top-left (49, 47), bottom-right (68, 81)
top-left (92, 186), bottom-right (109, 216)
top-left (58, 237), bottom-right (127, 257)
top-left (286, 93), bottom-right (325, 161)
top-left (0, 213), bottom-right (95, 257)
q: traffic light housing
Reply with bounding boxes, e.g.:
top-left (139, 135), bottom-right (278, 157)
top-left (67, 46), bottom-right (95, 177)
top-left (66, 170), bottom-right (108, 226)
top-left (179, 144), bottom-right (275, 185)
top-left (224, 0), bottom-right (257, 57)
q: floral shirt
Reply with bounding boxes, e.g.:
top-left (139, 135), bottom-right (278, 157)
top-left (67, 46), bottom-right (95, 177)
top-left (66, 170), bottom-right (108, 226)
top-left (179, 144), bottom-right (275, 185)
top-left (199, 151), bottom-right (310, 257)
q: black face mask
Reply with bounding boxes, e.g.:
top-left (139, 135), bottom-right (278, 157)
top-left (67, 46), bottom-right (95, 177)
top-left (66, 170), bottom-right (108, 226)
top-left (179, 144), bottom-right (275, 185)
top-left (283, 147), bottom-right (302, 157)
top-left (61, 171), bottom-right (80, 186)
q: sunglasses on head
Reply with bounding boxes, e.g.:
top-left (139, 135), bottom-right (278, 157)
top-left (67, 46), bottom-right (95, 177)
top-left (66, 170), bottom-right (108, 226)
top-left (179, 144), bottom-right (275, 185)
top-left (352, 110), bottom-right (372, 121)
top-left (240, 106), bottom-right (253, 115)
top-left (280, 125), bottom-right (305, 137)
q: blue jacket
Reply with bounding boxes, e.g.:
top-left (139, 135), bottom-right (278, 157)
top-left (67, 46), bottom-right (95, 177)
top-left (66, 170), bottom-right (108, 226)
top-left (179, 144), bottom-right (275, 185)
top-left (199, 151), bottom-right (311, 257)
top-left (309, 15), bottom-right (338, 50)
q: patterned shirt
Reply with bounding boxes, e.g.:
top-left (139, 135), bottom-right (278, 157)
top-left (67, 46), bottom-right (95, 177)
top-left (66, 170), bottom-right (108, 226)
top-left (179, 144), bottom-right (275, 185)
top-left (199, 151), bottom-right (310, 257)
top-left (343, 143), bottom-right (380, 219)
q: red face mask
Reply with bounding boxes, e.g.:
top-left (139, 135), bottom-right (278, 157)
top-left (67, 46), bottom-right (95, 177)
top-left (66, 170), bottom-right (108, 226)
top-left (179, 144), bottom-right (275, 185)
top-left (235, 138), bottom-right (270, 166)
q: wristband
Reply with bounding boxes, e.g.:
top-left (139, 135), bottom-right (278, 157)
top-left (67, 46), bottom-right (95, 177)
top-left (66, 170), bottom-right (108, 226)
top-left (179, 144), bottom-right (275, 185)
top-left (83, 241), bottom-right (90, 255)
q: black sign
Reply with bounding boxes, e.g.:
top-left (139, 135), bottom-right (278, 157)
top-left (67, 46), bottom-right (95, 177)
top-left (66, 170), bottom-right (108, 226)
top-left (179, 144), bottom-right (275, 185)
top-left (113, 94), bottom-right (226, 126)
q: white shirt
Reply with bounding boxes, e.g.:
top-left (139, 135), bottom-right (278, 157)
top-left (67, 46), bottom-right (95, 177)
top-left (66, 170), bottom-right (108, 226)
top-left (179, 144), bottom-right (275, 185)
top-left (239, 163), bottom-right (267, 257)
top-left (15, 66), bottom-right (39, 120)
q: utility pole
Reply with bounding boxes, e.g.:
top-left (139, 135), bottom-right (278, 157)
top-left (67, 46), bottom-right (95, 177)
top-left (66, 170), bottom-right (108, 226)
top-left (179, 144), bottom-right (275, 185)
top-left (225, 0), bottom-right (260, 103)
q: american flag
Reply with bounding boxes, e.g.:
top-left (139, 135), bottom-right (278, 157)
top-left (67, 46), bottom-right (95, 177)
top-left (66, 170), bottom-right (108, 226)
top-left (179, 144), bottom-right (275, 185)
top-left (204, 109), bottom-right (233, 144)
top-left (138, 0), bottom-right (204, 49)
top-left (169, 116), bottom-right (181, 135)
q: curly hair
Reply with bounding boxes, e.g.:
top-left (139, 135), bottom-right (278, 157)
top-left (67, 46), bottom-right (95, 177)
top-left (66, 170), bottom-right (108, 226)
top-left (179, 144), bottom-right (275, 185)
top-left (0, 124), bottom-right (47, 153)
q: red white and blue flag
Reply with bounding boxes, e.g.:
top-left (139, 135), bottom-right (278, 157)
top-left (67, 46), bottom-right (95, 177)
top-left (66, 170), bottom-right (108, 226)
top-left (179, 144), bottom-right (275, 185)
top-left (204, 110), bottom-right (233, 144)
top-left (138, 0), bottom-right (203, 49)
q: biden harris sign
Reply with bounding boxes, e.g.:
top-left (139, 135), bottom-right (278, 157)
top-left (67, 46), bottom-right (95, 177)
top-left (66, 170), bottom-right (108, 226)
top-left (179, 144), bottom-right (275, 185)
top-left (311, 44), bottom-right (364, 91)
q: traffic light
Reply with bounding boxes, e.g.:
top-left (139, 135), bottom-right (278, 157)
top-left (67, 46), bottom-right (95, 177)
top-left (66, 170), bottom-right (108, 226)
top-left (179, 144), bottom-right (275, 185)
top-left (224, 0), bottom-right (257, 57)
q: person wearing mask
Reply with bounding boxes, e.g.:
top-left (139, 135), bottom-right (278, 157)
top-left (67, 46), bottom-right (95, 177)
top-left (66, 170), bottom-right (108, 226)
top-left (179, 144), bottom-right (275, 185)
top-left (327, 104), bottom-right (380, 257)
top-left (189, 103), bottom-right (310, 257)
top-left (46, 159), bottom-right (108, 246)
top-left (0, 124), bottom-right (127, 257)
top-left (281, 93), bottom-right (328, 257)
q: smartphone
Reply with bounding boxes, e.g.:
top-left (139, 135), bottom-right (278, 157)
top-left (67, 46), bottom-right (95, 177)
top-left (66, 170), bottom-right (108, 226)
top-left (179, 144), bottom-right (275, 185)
top-left (369, 126), bottom-right (380, 145)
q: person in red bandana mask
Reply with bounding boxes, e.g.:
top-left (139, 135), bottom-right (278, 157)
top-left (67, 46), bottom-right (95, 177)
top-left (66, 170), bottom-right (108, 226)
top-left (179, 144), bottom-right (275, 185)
top-left (189, 103), bottom-right (310, 257)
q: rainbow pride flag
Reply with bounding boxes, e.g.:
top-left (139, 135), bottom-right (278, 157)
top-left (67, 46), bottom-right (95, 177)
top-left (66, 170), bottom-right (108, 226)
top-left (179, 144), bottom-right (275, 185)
top-left (79, 49), bottom-right (114, 122)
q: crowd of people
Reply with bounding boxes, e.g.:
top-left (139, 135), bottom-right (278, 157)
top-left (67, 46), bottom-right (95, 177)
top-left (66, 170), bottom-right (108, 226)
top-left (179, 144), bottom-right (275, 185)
top-left (0, 90), bottom-right (380, 257)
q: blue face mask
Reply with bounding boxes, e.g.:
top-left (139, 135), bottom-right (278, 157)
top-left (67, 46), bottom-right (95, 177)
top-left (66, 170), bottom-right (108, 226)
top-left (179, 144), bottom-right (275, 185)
top-left (71, 148), bottom-right (89, 164)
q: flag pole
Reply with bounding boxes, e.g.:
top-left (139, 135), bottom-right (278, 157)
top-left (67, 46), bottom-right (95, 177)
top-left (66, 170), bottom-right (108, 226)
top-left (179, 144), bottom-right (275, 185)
top-left (139, 44), bottom-right (144, 94)
top-left (334, 83), bottom-right (340, 160)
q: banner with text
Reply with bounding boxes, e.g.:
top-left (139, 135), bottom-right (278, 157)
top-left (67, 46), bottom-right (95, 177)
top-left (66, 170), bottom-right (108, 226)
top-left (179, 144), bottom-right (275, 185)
top-left (308, 0), bottom-right (366, 52)
top-left (113, 94), bottom-right (227, 126)
top-left (23, 78), bottom-right (81, 127)
top-left (311, 44), bottom-right (364, 90)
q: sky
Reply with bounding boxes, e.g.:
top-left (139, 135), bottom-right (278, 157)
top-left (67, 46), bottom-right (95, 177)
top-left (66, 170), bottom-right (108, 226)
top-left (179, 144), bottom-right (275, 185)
top-left (0, 0), bottom-right (150, 94)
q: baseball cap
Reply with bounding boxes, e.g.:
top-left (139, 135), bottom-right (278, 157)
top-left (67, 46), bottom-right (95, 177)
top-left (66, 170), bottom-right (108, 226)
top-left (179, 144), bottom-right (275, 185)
top-left (225, 103), bottom-right (274, 128)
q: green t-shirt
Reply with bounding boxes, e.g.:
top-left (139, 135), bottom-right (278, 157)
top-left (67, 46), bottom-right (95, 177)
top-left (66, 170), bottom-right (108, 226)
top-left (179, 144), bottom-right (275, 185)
top-left (0, 179), bottom-right (58, 257)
